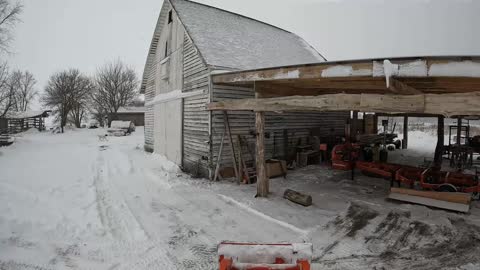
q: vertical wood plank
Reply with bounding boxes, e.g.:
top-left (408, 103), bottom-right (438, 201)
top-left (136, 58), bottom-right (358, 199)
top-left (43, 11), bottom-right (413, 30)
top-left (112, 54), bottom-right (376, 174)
top-left (351, 111), bottom-right (358, 141)
top-left (256, 112), bottom-right (268, 197)
top-left (403, 116), bottom-right (408, 149)
top-left (456, 116), bottom-right (462, 145)
top-left (224, 111), bottom-right (239, 180)
top-left (434, 116), bottom-right (445, 167)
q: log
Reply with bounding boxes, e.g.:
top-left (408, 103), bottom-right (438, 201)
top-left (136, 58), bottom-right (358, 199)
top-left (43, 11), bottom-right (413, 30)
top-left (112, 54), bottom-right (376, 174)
top-left (256, 112), bottom-right (268, 197)
top-left (283, 189), bottom-right (312, 207)
top-left (207, 92), bottom-right (480, 117)
top-left (390, 188), bottom-right (471, 205)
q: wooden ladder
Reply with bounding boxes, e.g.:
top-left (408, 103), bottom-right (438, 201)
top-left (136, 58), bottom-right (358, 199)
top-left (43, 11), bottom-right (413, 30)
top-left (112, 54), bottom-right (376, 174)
top-left (236, 135), bottom-right (256, 184)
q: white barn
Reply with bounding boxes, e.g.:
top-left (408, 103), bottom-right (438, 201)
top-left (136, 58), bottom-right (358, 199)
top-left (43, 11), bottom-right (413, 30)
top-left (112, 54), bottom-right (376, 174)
top-left (141, 0), bottom-right (349, 177)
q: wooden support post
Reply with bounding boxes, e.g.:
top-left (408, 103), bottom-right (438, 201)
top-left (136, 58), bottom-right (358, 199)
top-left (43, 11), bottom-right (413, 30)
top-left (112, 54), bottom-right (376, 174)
top-left (456, 116), bottom-right (462, 145)
top-left (256, 112), bottom-right (268, 197)
top-left (351, 111), bottom-right (358, 141)
top-left (283, 129), bottom-right (288, 161)
top-left (434, 116), bottom-right (445, 168)
top-left (373, 114), bottom-right (378, 134)
top-left (402, 116), bottom-right (408, 149)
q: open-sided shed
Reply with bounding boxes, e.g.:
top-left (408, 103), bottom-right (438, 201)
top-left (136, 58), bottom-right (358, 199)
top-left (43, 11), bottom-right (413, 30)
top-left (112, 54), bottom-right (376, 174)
top-left (1, 110), bottom-right (51, 134)
top-left (207, 56), bottom-right (480, 197)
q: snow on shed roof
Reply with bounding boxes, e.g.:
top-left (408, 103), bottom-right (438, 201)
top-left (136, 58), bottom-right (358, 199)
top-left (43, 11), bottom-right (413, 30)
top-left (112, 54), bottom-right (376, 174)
top-left (6, 110), bottom-right (50, 119)
top-left (117, 107), bottom-right (145, 114)
top-left (170, 0), bottom-right (325, 70)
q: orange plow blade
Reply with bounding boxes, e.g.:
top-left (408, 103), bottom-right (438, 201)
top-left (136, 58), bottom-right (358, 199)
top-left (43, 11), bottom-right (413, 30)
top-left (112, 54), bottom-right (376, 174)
top-left (218, 242), bottom-right (312, 270)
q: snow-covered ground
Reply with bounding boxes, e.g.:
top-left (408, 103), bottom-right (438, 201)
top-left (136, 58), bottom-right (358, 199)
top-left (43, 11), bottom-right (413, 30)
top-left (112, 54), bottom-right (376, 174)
top-left (0, 128), bottom-right (479, 269)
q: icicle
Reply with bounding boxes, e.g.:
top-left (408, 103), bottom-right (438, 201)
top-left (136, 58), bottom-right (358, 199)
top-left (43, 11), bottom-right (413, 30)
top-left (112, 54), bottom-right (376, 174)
top-left (383, 60), bottom-right (399, 88)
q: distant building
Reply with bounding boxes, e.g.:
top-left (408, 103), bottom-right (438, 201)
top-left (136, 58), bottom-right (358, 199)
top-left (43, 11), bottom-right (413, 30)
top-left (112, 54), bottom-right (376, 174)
top-left (0, 110), bottom-right (51, 134)
top-left (110, 107), bottom-right (145, 126)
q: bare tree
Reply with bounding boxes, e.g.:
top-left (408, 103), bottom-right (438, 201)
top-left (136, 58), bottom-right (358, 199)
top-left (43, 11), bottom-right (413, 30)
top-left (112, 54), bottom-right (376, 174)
top-left (13, 70), bottom-right (37, 111)
top-left (0, 62), bottom-right (21, 117)
top-left (92, 60), bottom-right (139, 123)
top-left (69, 77), bottom-right (94, 128)
top-left (0, 0), bottom-right (23, 53)
top-left (42, 69), bottom-right (93, 133)
top-left (88, 101), bottom-right (107, 127)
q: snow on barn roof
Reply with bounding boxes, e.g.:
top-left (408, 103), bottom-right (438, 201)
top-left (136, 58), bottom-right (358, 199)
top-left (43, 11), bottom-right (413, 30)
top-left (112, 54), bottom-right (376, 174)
top-left (170, 0), bottom-right (325, 70)
top-left (117, 107), bottom-right (145, 114)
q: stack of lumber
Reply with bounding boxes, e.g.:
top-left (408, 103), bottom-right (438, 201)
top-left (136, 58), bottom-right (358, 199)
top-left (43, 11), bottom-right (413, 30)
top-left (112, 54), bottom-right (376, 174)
top-left (388, 187), bottom-right (471, 213)
top-left (356, 134), bottom-right (384, 145)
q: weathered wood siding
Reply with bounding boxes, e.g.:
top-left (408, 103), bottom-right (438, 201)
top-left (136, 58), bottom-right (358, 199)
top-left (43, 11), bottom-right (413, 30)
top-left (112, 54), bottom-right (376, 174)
top-left (181, 33), bottom-right (211, 177)
top-left (211, 83), bottom-right (349, 170)
top-left (143, 2), bottom-right (171, 152)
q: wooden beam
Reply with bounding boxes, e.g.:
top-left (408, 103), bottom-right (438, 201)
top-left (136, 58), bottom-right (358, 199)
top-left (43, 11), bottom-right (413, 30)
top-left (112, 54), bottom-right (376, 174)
top-left (209, 93), bottom-right (423, 113)
top-left (434, 116), bottom-right (445, 167)
top-left (255, 112), bottom-right (268, 197)
top-left (389, 78), bottom-right (423, 95)
top-left (402, 116), bottom-right (408, 149)
top-left (456, 116), bottom-right (462, 145)
top-left (208, 92), bottom-right (480, 117)
top-left (212, 57), bottom-right (480, 84)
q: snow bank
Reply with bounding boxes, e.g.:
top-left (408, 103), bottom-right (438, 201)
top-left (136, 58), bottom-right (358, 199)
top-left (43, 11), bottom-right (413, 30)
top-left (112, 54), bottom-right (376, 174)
top-left (151, 153), bottom-right (181, 173)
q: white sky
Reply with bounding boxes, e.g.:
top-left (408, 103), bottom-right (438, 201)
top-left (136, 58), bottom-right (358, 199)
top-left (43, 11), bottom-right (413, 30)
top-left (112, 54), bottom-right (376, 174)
top-left (5, 0), bottom-right (480, 109)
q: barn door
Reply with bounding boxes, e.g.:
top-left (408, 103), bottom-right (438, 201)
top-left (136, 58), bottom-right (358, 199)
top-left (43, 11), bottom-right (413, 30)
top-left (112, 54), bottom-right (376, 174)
top-left (154, 99), bottom-right (182, 165)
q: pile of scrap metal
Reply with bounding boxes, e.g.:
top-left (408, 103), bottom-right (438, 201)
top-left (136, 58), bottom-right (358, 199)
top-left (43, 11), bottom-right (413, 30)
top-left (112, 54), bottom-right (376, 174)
top-left (356, 133), bottom-right (401, 149)
top-left (0, 134), bottom-right (15, 146)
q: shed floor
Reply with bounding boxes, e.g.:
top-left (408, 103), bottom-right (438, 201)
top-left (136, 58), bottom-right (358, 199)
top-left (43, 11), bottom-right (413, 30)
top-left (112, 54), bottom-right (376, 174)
top-left (218, 164), bottom-right (480, 270)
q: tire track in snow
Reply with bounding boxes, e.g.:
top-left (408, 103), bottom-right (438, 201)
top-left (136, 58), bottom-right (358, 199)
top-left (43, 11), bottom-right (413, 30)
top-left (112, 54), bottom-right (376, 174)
top-left (217, 194), bottom-right (309, 236)
top-left (93, 147), bottom-right (177, 270)
top-left (93, 153), bottom-right (148, 241)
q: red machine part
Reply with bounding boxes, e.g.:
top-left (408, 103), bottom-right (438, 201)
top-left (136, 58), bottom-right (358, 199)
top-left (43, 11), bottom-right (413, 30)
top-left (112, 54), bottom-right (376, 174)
top-left (395, 167), bottom-right (425, 188)
top-left (331, 143), bottom-right (360, 170)
top-left (219, 256), bottom-right (310, 270)
top-left (351, 161), bottom-right (480, 194)
top-left (420, 169), bottom-right (480, 193)
top-left (356, 161), bottom-right (403, 179)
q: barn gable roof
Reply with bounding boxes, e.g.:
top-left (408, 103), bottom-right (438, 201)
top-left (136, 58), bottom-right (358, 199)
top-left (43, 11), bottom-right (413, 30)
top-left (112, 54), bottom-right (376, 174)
top-left (170, 0), bottom-right (325, 70)
top-left (141, 0), bottom-right (324, 93)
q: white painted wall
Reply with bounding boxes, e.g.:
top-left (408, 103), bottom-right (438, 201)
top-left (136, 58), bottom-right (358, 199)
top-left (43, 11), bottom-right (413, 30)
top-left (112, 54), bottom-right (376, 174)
top-left (151, 3), bottom-right (185, 165)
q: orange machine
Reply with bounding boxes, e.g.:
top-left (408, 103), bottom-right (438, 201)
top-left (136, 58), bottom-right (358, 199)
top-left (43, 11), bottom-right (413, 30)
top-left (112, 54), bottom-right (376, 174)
top-left (356, 161), bottom-right (403, 179)
top-left (420, 168), bottom-right (480, 193)
top-left (331, 143), bottom-right (360, 170)
top-left (218, 242), bottom-right (311, 270)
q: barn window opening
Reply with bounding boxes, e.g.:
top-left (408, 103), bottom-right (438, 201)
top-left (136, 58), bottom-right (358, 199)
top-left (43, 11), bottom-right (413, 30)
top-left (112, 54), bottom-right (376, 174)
top-left (168, 10), bottom-right (173, 24)
top-left (165, 41), bottom-right (168, 57)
